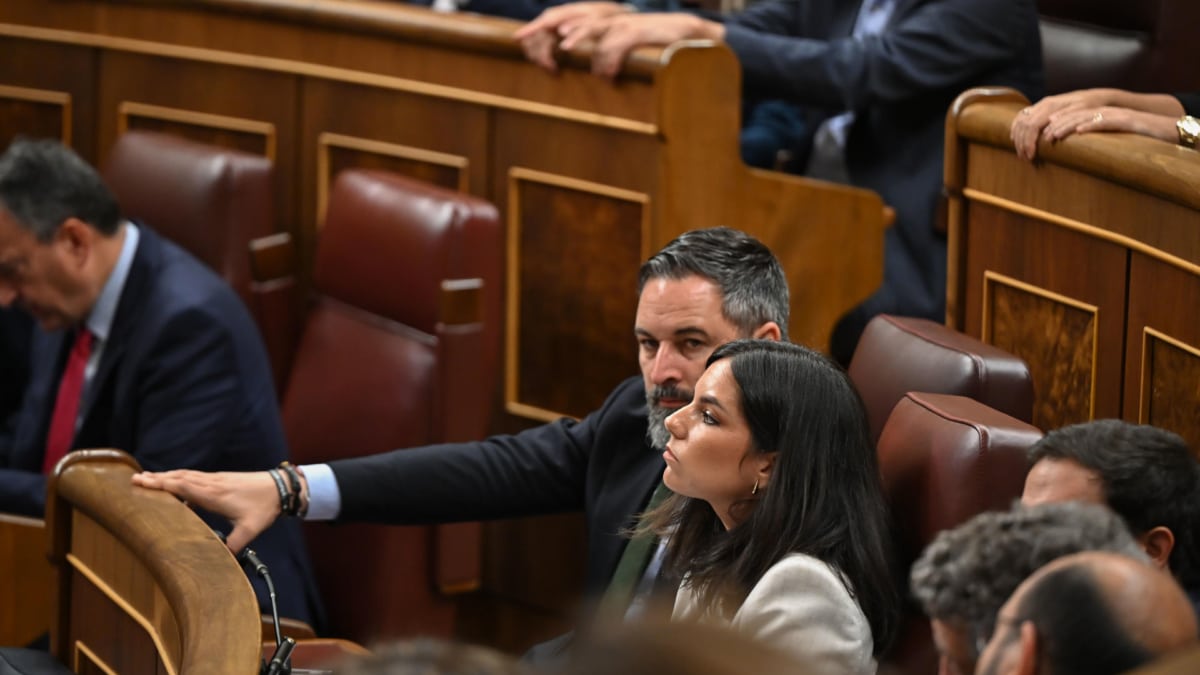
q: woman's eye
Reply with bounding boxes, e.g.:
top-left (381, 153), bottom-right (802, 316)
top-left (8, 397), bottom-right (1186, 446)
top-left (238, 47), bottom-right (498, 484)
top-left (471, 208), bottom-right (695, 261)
top-left (701, 410), bottom-right (717, 425)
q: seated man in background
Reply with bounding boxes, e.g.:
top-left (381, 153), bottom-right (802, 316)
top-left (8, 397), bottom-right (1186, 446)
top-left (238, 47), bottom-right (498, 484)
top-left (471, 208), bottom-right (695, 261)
top-left (910, 502), bottom-right (1148, 675)
top-left (516, 0), bottom-right (1043, 363)
top-left (0, 138), bottom-right (321, 626)
top-left (975, 551), bottom-right (1198, 675)
top-left (1021, 420), bottom-right (1200, 614)
top-left (133, 226), bottom-right (789, 659)
top-left (1010, 89), bottom-right (1200, 159)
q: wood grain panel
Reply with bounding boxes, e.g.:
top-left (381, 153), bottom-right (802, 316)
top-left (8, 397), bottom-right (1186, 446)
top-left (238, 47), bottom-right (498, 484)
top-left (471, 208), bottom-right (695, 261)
top-left (963, 200), bottom-right (1126, 430)
top-left (0, 515), bottom-right (52, 647)
top-left (0, 37), bottom-right (96, 158)
top-left (317, 132), bottom-right (468, 226)
top-left (96, 50), bottom-right (298, 241)
top-left (69, 575), bottom-right (162, 675)
top-left (506, 169), bottom-right (646, 421)
top-left (0, 84), bottom-right (70, 148)
top-left (117, 101), bottom-right (274, 160)
top-left (985, 272), bottom-right (1098, 429)
top-left (1127, 252), bottom-right (1200, 452)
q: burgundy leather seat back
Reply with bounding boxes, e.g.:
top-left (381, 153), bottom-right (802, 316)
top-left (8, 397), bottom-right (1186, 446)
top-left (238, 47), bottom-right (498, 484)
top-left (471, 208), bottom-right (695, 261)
top-left (102, 131), bottom-right (272, 306)
top-left (101, 131), bottom-right (293, 387)
top-left (281, 170), bottom-right (502, 644)
top-left (877, 393), bottom-right (1042, 675)
top-left (848, 315), bottom-right (1034, 446)
top-left (1038, 0), bottom-right (1200, 94)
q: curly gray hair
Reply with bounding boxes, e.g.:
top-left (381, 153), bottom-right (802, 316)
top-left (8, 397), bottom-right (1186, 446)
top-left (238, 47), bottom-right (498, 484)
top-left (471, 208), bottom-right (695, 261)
top-left (910, 501), bottom-right (1146, 656)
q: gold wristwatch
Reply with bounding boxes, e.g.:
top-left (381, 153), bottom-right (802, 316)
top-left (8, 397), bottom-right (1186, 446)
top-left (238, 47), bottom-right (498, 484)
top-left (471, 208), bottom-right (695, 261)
top-left (1178, 115), bottom-right (1200, 148)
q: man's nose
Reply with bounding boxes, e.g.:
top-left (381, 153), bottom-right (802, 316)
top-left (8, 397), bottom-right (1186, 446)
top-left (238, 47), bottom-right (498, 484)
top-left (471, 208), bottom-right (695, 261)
top-left (650, 344), bottom-right (683, 385)
top-left (0, 283), bottom-right (17, 308)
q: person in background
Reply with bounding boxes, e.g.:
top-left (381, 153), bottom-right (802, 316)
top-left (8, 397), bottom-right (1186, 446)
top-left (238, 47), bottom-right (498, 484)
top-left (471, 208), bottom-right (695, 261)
top-left (0, 138), bottom-right (321, 627)
top-left (1020, 420), bottom-right (1200, 616)
top-left (910, 501), bottom-right (1148, 675)
top-left (974, 551), bottom-right (1198, 675)
top-left (515, 0), bottom-right (1044, 364)
top-left (1011, 89), bottom-right (1200, 160)
top-left (642, 339), bottom-right (898, 673)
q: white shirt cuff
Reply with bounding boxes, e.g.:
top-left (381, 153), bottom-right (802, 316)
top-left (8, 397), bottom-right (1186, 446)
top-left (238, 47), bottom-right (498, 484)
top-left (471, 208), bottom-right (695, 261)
top-left (301, 463), bottom-right (341, 521)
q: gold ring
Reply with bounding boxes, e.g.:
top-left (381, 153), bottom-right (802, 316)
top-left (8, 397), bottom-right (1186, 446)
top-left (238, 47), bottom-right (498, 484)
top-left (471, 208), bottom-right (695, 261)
top-left (1093, 112), bottom-right (1104, 123)
top-left (1020, 107), bottom-right (1032, 115)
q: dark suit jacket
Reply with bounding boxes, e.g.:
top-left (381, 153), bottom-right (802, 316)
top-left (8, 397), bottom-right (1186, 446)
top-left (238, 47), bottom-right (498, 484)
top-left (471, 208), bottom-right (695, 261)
top-left (724, 0), bottom-right (1044, 343)
top-left (0, 226), bottom-right (321, 626)
top-left (330, 375), bottom-right (662, 597)
top-left (0, 308), bottom-right (32, 440)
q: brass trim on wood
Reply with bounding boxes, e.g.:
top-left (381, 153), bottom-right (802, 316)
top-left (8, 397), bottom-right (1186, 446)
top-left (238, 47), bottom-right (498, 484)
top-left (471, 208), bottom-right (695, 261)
top-left (117, 101), bottom-right (277, 162)
top-left (963, 187), bottom-right (1200, 275)
top-left (504, 167), bottom-right (650, 423)
top-left (981, 270), bottom-right (1100, 419)
top-left (0, 22), bottom-right (659, 135)
top-left (74, 640), bottom-right (118, 675)
top-left (316, 131), bottom-right (469, 226)
top-left (0, 82), bottom-right (72, 145)
top-left (65, 551), bottom-right (178, 675)
top-left (1138, 327), bottom-right (1200, 425)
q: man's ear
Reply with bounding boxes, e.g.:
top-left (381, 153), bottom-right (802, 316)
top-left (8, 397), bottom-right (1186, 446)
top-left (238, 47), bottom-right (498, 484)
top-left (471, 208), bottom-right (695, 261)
top-left (55, 217), bottom-right (94, 268)
top-left (751, 322), bottom-right (782, 342)
top-left (1015, 621), bottom-right (1039, 675)
top-left (1139, 526), bottom-right (1176, 571)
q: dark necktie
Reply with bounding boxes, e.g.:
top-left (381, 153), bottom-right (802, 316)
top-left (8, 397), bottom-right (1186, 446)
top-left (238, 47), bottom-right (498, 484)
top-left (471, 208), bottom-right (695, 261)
top-left (43, 328), bottom-right (93, 474)
top-left (599, 480), bottom-right (672, 618)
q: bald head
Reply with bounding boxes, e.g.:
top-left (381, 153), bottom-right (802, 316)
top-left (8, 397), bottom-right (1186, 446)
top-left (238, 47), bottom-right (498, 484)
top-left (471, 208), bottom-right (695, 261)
top-left (977, 551), bottom-right (1197, 675)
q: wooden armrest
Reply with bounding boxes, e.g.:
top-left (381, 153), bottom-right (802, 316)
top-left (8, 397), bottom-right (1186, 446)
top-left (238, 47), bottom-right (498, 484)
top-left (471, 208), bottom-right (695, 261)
top-left (261, 614), bottom-right (317, 642)
top-left (249, 232), bottom-right (296, 285)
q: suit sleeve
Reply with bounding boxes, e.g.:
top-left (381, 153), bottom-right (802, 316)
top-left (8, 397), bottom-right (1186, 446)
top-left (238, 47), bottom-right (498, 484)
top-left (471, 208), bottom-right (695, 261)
top-left (734, 555), bottom-right (876, 675)
top-left (130, 306), bottom-right (244, 472)
top-left (329, 380), bottom-right (637, 524)
top-left (723, 0), bottom-right (1039, 110)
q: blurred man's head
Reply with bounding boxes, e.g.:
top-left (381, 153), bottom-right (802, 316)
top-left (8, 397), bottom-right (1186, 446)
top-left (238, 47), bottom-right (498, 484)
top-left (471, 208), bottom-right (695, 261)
top-left (1021, 420), bottom-right (1200, 588)
top-left (635, 227), bottom-right (787, 448)
top-left (975, 551), bottom-right (1197, 675)
top-left (911, 502), bottom-right (1146, 675)
top-left (0, 138), bottom-right (123, 330)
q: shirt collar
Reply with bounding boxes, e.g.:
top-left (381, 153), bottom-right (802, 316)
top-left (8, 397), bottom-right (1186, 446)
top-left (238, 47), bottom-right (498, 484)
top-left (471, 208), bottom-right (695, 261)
top-left (86, 221), bottom-right (139, 342)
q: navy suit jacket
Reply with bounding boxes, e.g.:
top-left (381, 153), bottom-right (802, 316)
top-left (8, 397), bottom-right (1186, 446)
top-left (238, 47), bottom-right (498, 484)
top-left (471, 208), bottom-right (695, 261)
top-left (0, 226), bottom-right (321, 626)
top-left (0, 307), bottom-right (32, 439)
top-left (725, 0), bottom-right (1043, 333)
top-left (330, 375), bottom-right (662, 597)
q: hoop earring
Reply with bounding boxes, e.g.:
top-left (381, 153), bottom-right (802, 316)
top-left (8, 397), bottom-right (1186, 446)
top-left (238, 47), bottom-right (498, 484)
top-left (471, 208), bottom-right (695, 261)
top-left (751, 479), bottom-right (759, 496)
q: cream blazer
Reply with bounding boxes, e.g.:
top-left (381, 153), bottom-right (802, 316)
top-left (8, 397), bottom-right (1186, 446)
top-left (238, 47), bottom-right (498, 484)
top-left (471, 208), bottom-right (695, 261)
top-left (672, 553), bottom-right (876, 675)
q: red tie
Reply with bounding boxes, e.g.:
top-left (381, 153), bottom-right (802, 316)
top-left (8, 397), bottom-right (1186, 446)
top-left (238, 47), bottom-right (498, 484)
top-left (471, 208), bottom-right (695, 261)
top-left (43, 328), bottom-right (94, 474)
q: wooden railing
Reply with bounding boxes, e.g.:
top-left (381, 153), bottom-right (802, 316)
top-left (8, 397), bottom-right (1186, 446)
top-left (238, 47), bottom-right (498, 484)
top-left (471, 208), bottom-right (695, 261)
top-left (945, 87), bottom-right (1200, 445)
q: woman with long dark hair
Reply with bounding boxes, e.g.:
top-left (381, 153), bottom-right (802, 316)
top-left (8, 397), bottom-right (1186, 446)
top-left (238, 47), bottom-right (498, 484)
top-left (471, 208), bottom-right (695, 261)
top-left (645, 339), bottom-right (899, 674)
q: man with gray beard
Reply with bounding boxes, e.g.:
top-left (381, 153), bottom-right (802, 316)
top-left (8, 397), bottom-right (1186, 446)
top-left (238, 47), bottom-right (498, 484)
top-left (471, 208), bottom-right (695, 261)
top-left (134, 226), bottom-right (790, 660)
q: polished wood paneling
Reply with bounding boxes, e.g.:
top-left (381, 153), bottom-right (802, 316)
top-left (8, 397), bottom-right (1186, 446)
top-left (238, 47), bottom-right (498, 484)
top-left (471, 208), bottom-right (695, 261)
top-left (507, 169), bottom-right (645, 421)
top-left (96, 50), bottom-right (299, 241)
top-left (0, 514), bottom-right (52, 647)
top-left (985, 273), bottom-right (1097, 428)
top-left (0, 38), bottom-right (95, 156)
top-left (963, 201), bottom-right (1124, 430)
top-left (1126, 253), bottom-right (1200, 452)
top-left (47, 450), bottom-right (260, 674)
top-left (947, 87), bottom-right (1200, 435)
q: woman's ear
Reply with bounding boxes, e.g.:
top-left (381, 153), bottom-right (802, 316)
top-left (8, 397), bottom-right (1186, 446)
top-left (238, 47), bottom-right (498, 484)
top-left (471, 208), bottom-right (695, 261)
top-left (755, 451), bottom-right (779, 486)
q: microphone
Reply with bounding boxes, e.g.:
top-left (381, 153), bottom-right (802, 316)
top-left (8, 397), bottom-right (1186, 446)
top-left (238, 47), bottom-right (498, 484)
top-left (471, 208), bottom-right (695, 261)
top-left (214, 530), bottom-right (290, 675)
